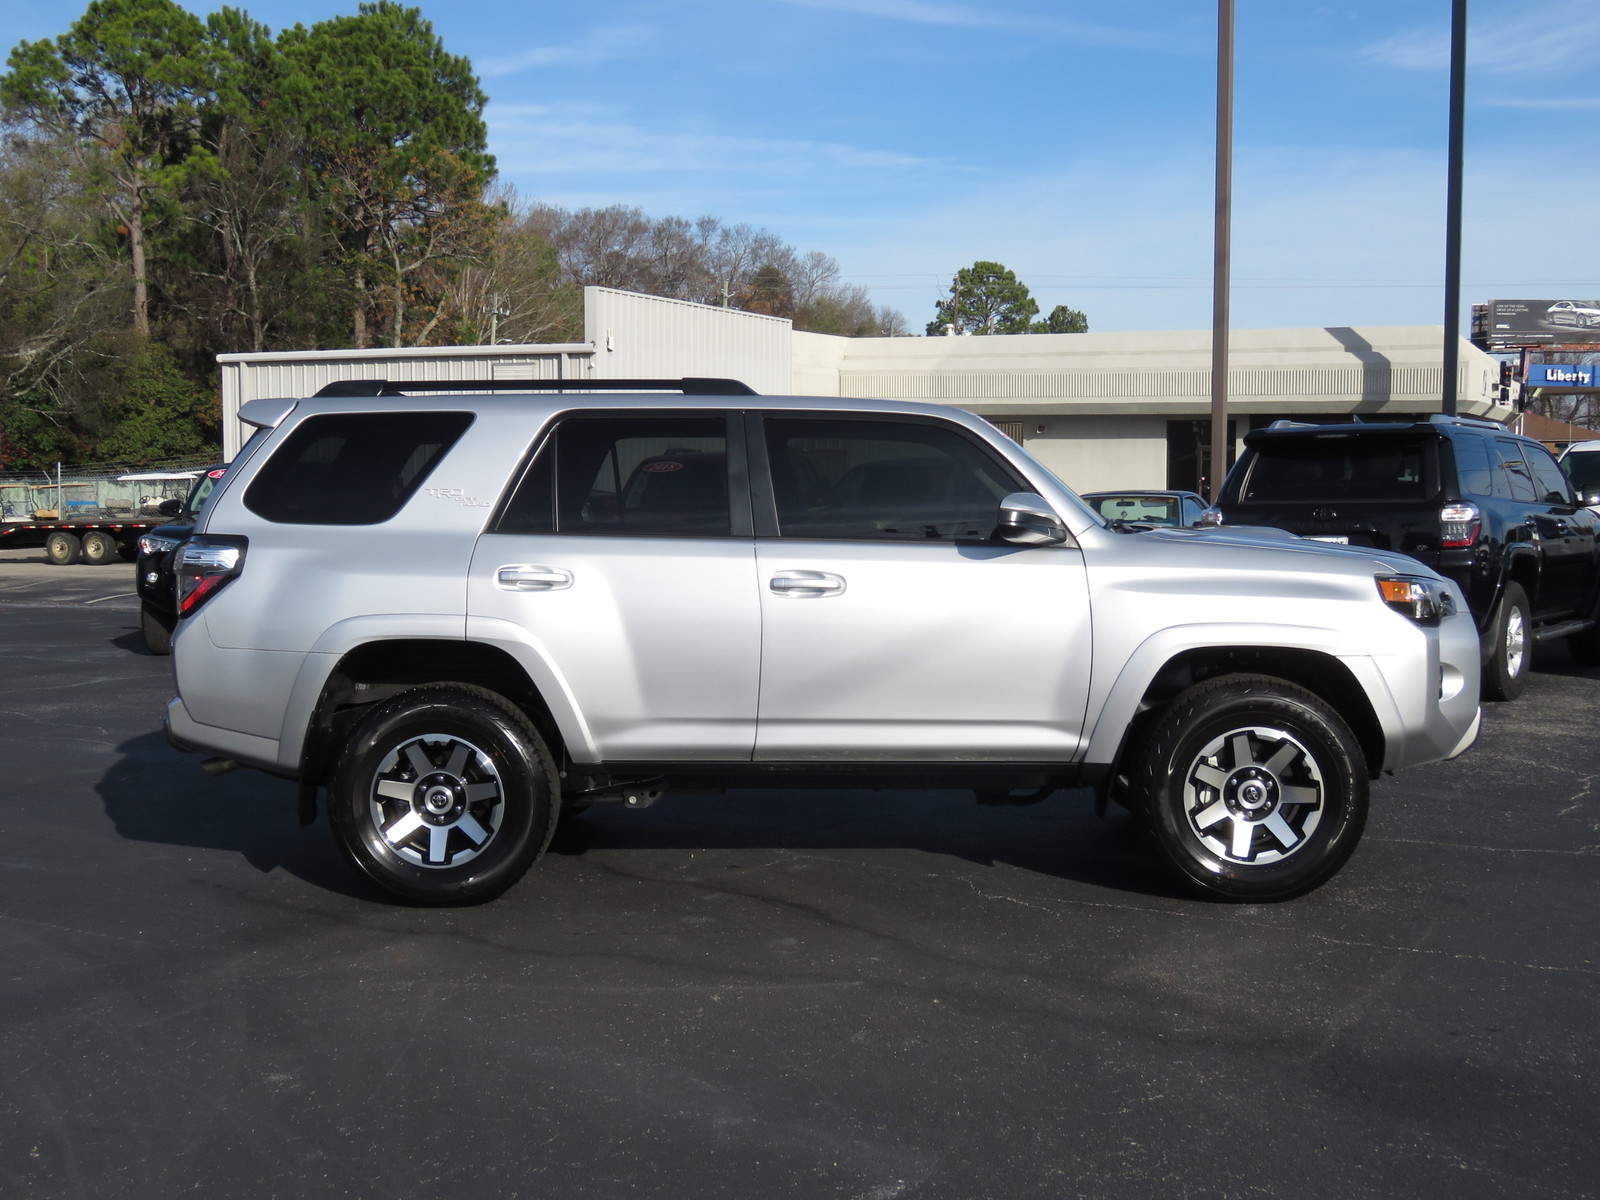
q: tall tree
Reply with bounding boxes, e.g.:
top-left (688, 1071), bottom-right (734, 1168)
top-left (1, 0), bottom-right (211, 336)
top-left (1035, 303), bottom-right (1088, 334)
top-left (927, 261), bottom-right (1040, 336)
top-left (278, 2), bottom-right (493, 347)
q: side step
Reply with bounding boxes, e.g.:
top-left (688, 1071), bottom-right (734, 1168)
top-left (1533, 618), bottom-right (1594, 643)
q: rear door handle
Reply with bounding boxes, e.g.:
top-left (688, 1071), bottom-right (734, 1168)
top-left (496, 565), bottom-right (573, 591)
top-left (769, 570), bottom-right (846, 597)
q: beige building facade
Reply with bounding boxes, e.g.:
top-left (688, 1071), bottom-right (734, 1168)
top-left (219, 288), bottom-right (1512, 493)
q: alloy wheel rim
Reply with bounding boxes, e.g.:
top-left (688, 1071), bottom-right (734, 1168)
top-left (369, 733), bottom-right (505, 868)
top-left (1504, 607), bottom-right (1526, 678)
top-left (1182, 724), bottom-right (1325, 865)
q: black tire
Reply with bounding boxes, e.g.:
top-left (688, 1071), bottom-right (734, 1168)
top-left (80, 530), bottom-right (118, 565)
top-left (140, 605), bottom-right (173, 656)
top-left (1128, 674), bottom-right (1369, 902)
top-left (1483, 582), bottom-right (1531, 701)
top-left (45, 531), bottom-right (81, 565)
top-left (329, 684), bottom-right (559, 905)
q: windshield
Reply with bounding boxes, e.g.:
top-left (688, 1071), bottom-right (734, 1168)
top-left (1565, 451), bottom-right (1600, 494)
top-left (1086, 495), bottom-right (1180, 525)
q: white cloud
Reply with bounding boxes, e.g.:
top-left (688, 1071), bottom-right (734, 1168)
top-left (1360, 1), bottom-right (1600, 74)
top-left (478, 25), bottom-right (656, 76)
top-left (488, 102), bottom-right (956, 176)
top-left (759, 0), bottom-right (1191, 50)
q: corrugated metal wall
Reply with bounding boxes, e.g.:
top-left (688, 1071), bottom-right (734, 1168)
top-left (584, 288), bottom-right (792, 395)
top-left (217, 345), bottom-right (592, 459)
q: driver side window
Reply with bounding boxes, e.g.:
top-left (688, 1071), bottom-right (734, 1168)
top-left (764, 417), bottom-right (1021, 541)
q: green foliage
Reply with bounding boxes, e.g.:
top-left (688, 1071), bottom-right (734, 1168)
top-left (94, 339), bottom-right (217, 460)
top-left (0, 2), bottom-right (907, 465)
top-left (1035, 304), bottom-right (1088, 334)
top-left (926, 261), bottom-right (1040, 335)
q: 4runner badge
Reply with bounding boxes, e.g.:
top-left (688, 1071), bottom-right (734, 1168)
top-left (427, 487), bottom-right (491, 508)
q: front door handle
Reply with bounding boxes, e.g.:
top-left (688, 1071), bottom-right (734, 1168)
top-left (496, 565), bottom-right (573, 591)
top-left (769, 570), bottom-right (846, 598)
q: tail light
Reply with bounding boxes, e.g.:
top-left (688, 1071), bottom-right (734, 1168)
top-left (175, 536), bottom-right (247, 616)
top-left (1440, 503), bottom-right (1480, 548)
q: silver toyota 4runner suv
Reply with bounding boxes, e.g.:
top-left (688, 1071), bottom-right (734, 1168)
top-left (165, 379), bottom-right (1481, 905)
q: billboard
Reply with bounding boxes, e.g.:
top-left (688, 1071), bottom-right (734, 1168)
top-left (1483, 300), bottom-right (1600, 348)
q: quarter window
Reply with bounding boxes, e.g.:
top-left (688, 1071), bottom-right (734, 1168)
top-left (245, 411), bottom-right (473, 525)
top-left (1492, 439), bottom-right (1537, 502)
top-left (764, 417), bottom-right (1020, 541)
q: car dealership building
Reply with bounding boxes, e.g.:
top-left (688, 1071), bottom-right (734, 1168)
top-left (218, 287), bottom-right (1514, 494)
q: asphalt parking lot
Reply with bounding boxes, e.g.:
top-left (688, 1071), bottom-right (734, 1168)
top-left (1, 551), bottom-right (1597, 1200)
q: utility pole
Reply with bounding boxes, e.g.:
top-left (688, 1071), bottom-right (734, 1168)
top-left (1441, 0), bottom-right (1468, 416)
top-left (1208, 0), bottom-right (1234, 501)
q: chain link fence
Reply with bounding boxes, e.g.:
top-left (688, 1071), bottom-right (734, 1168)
top-left (0, 457), bottom-right (220, 522)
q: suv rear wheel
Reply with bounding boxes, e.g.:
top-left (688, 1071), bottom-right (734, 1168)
top-left (330, 684), bottom-right (559, 905)
top-left (1483, 582), bottom-right (1531, 701)
top-left (1130, 675), bottom-right (1369, 901)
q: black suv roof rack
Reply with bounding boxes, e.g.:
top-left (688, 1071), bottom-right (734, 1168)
top-left (313, 377), bottom-right (758, 398)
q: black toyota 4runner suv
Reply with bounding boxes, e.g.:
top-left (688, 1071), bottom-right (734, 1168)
top-left (1205, 415), bottom-right (1600, 700)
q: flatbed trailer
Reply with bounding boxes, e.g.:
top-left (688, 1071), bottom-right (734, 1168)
top-left (0, 517), bottom-right (172, 564)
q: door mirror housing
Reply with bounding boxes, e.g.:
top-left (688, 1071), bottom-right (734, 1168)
top-left (997, 492), bottom-right (1070, 546)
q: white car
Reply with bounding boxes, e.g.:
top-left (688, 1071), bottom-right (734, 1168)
top-left (1545, 301), bottom-right (1600, 329)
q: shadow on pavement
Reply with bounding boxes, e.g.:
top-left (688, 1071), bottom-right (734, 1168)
top-left (99, 722), bottom-right (1186, 903)
top-left (98, 729), bottom-right (375, 901)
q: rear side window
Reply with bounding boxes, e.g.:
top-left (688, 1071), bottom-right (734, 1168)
top-left (245, 412), bottom-right (473, 525)
top-left (496, 415), bottom-right (731, 537)
top-left (1452, 435), bottom-right (1495, 497)
top-left (1240, 435), bottom-right (1436, 502)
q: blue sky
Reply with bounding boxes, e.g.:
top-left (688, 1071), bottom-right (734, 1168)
top-left (5, 0), bottom-right (1597, 333)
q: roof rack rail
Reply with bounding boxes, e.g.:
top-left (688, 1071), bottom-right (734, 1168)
top-left (1426, 413), bottom-right (1501, 430)
top-left (312, 377), bottom-right (757, 398)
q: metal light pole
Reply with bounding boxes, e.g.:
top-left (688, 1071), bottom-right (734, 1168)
top-left (1441, 0), bottom-right (1467, 417)
top-left (1208, 0), bottom-right (1234, 501)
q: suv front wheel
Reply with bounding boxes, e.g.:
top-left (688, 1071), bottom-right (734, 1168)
top-left (330, 684), bottom-right (559, 905)
top-left (1129, 675), bottom-right (1369, 901)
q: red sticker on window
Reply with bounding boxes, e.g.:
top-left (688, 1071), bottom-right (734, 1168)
top-left (641, 461), bottom-right (683, 473)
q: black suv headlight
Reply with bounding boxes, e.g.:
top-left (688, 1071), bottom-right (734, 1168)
top-left (138, 533), bottom-right (182, 556)
top-left (1376, 574), bottom-right (1455, 626)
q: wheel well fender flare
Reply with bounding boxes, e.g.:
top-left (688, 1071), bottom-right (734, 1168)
top-left (1084, 624), bottom-right (1392, 778)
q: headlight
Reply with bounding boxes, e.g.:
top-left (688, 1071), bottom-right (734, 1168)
top-left (1376, 574), bottom-right (1456, 626)
top-left (138, 534), bottom-right (182, 555)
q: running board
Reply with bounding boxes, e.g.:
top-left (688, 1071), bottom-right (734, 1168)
top-left (1534, 618), bottom-right (1594, 643)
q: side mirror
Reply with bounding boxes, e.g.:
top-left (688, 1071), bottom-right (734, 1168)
top-left (1581, 489), bottom-right (1600, 508)
top-left (157, 498), bottom-right (184, 518)
top-left (998, 492), bottom-right (1069, 546)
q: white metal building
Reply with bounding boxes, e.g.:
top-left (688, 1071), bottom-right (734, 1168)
top-left (217, 287), bottom-right (1512, 492)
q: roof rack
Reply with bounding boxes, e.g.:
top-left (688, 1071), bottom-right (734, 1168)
top-left (1425, 413), bottom-right (1502, 430)
top-left (312, 377), bottom-right (758, 398)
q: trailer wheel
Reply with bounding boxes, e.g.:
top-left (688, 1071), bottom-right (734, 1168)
top-left (80, 531), bottom-right (118, 565)
top-left (45, 532), bottom-right (81, 565)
